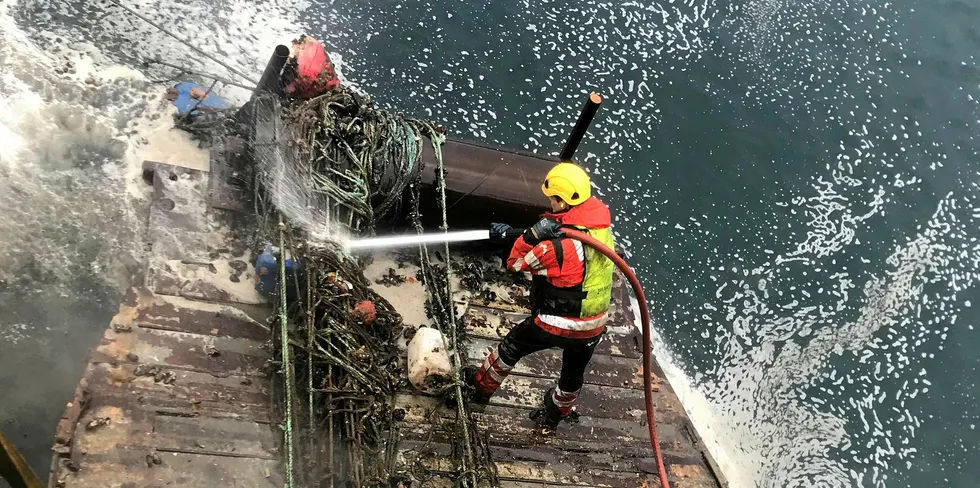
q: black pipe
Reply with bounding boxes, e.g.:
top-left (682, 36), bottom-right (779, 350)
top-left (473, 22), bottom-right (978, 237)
top-left (559, 92), bottom-right (603, 161)
top-left (252, 45), bottom-right (290, 100)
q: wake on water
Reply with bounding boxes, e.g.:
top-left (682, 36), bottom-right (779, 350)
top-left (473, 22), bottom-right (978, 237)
top-left (3, 0), bottom-right (979, 486)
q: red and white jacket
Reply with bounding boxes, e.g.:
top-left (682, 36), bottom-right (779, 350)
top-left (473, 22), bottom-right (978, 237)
top-left (506, 197), bottom-right (613, 339)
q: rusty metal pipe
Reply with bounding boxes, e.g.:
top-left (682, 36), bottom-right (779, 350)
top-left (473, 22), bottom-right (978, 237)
top-left (0, 429), bottom-right (42, 488)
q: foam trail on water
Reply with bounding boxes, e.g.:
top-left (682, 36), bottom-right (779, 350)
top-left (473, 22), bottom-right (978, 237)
top-left (314, 0), bottom-right (980, 485)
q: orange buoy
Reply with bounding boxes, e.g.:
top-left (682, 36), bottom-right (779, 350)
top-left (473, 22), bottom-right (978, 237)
top-left (284, 35), bottom-right (340, 99)
top-left (352, 299), bottom-right (376, 325)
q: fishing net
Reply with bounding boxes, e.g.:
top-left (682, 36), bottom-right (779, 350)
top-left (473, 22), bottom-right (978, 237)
top-left (240, 87), bottom-right (497, 487)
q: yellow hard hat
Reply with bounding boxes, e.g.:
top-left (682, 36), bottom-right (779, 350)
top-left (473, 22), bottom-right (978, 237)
top-left (542, 162), bottom-right (591, 206)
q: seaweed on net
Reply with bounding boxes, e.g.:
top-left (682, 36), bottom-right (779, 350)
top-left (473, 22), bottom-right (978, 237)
top-left (252, 87), bottom-right (498, 487)
top-left (273, 231), bottom-right (406, 487)
top-left (277, 87), bottom-right (441, 235)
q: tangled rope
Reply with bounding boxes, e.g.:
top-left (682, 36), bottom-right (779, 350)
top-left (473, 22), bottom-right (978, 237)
top-left (255, 87), bottom-right (496, 487)
top-left (281, 88), bottom-right (440, 234)
top-left (267, 226), bottom-right (404, 487)
top-left (405, 134), bottom-right (497, 486)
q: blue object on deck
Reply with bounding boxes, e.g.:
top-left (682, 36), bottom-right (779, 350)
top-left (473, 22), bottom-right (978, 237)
top-left (254, 243), bottom-right (303, 301)
top-left (254, 244), bottom-right (278, 296)
top-left (171, 82), bottom-right (230, 114)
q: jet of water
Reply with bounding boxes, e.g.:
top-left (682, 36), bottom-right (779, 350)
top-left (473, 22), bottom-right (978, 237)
top-left (343, 230), bottom-right (491, 251)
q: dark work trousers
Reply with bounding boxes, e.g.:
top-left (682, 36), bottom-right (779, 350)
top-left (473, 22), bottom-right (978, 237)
top-left (496, 316), bottom-right (603, 393)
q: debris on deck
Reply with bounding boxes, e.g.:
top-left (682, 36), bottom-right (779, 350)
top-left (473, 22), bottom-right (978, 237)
top-left (248, 66), bottom-right (728, 487)
top-left (50, 39), bottom-right (727, 487)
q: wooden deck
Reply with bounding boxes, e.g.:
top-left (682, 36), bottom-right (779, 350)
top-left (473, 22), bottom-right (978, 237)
top-left (48, 159), bottom-right (281, 488)
top-left (48, 152), bottom-right (726, 487)
top-left (380, 269), bottom-right (727, 488)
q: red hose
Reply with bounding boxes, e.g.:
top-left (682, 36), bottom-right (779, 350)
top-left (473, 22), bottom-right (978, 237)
top-left (562, 228), bottom-right (670, 488)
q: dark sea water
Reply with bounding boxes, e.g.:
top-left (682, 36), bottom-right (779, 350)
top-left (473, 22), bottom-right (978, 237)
top-left (2, 0), bottom-right (979, 486)
top-left (312, 0), bottom-right (980, 485)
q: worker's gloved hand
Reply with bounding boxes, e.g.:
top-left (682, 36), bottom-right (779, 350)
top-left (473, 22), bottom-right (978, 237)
top-left (489, 223), bottom-right (513, 240)
top-left (523, 218), bottom-right (563, 245)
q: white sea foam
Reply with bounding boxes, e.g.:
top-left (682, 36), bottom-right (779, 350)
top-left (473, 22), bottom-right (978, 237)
top-left (312, 0), bottom-right (980, 486)
top-left (0, 0), bottom-right (318, 334)
top-left (1, 0), bottom-right (148, 291)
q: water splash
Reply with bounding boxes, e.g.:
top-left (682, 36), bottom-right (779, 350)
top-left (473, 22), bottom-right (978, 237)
top-left (0, 0), bottom-right (146, 294)
top-left (0, 0), bottom-right (308, 476)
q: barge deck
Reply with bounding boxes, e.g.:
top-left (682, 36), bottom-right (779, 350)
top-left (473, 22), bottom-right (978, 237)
top-left (48, 140), bottom-right (727, 487)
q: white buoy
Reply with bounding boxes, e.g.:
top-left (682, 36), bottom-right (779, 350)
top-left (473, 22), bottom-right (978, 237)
top-left (406, 327), bottom-right (453, 395)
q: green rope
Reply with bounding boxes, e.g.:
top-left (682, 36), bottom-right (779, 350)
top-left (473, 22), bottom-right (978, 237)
top-left (261, 87), bottom-right (497, 486)
top-left (436, 133), bottom-right (478, 487)
top-left (307, 263), bottom-right (315, 444)
top-left (416, 130), bottom-right (478, 486)
top-left (279, 226), bottom-right (295, 488)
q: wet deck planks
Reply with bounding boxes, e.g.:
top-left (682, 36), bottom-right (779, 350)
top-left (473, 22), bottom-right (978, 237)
top-left (49, 157), bottom-right (726, 487)
top-left (393, 277), bottom-right (726, 488)
top-left (48, 162), bottom-right (281, 488)
top-left (48, 286), bottom-right (282, 488)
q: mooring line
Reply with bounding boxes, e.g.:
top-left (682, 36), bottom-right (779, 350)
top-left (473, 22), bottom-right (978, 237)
top-left (103, 0), bottom-right (259, 85)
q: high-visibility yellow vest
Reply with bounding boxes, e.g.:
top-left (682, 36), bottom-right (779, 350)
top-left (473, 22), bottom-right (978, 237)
top-left (532, 225), bottom-right (615, 319)
top-left (578, 225), bottom-right (615, 317)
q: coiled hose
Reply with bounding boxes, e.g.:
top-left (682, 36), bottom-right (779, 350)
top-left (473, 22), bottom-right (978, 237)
top-left (562, 228), bottom-right (670, 488)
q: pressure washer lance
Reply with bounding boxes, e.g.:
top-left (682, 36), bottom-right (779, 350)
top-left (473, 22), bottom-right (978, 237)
top-left (342, 228), bottom-right (671, 488)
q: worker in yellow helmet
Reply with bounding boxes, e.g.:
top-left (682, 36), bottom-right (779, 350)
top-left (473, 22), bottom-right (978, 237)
top-left (467, 162), bottom-right (616, 430)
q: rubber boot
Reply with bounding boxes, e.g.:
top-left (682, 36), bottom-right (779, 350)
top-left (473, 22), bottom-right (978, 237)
top-left (465, 347), bottom-right (512, 406)
top-left (443, 366), bottom-right (488, 410)
top-left (464, 365), bottom-right (492, 405)
top-left (529, 387), bottom-right (565, 430)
